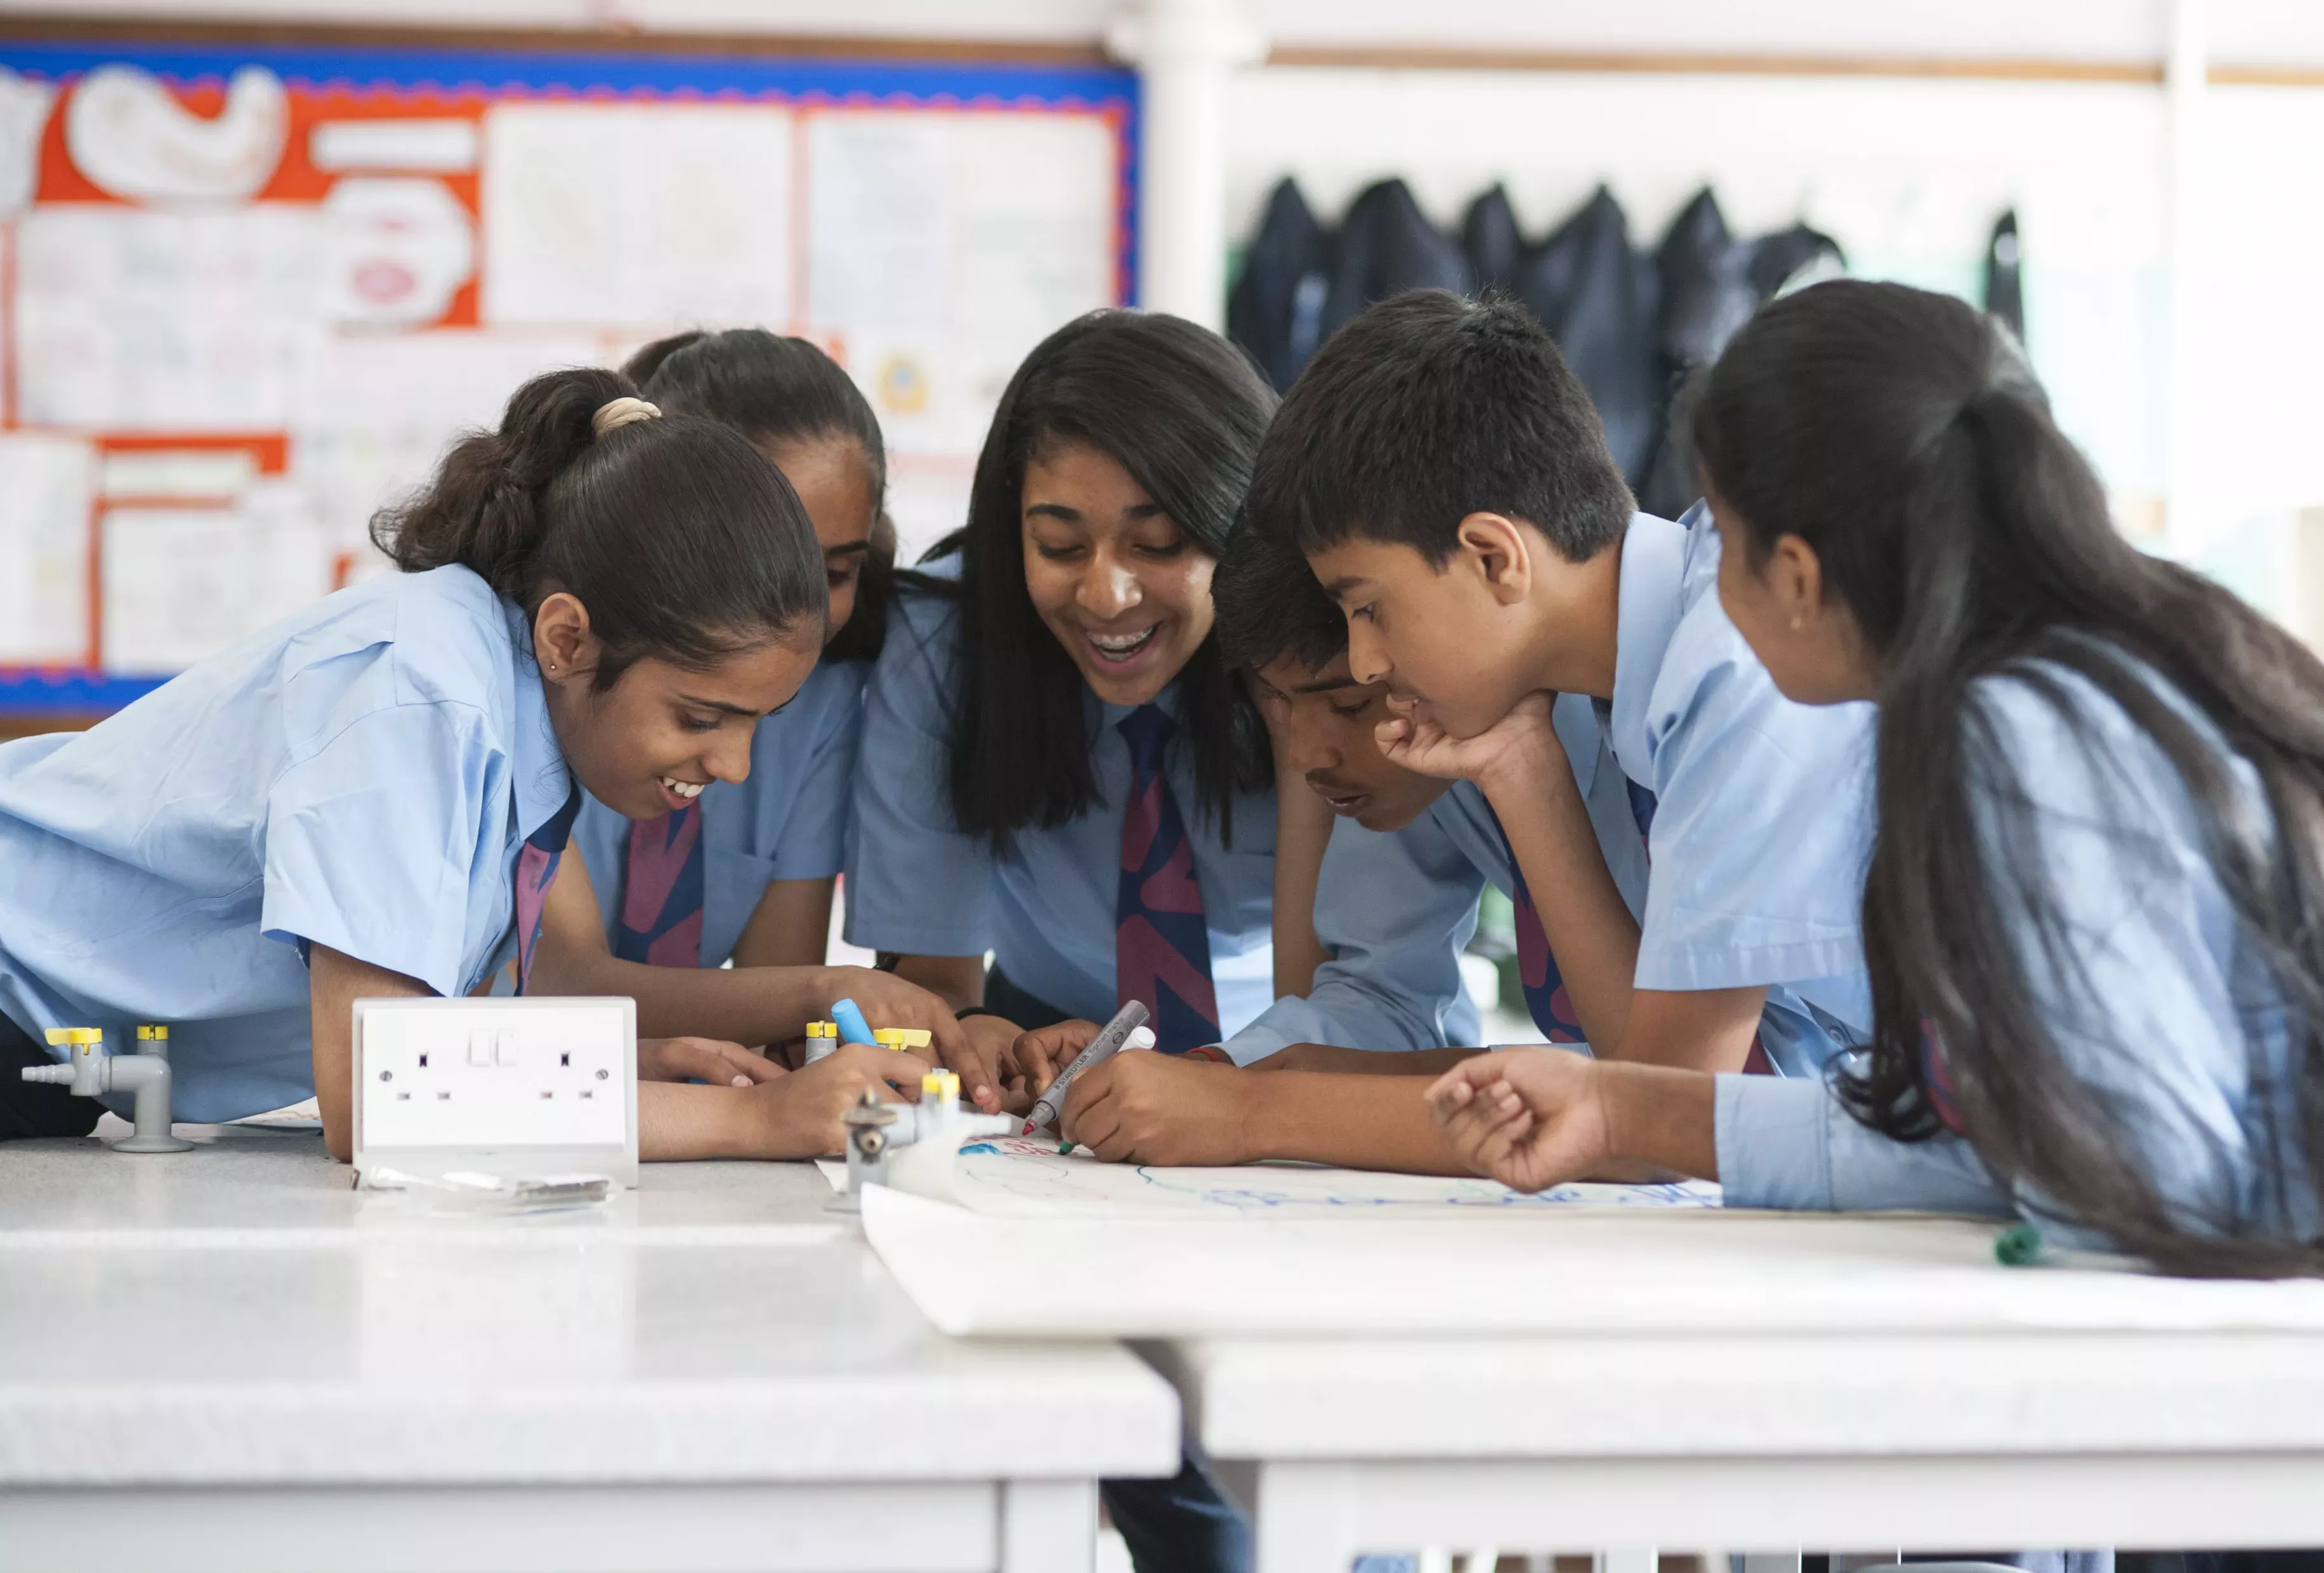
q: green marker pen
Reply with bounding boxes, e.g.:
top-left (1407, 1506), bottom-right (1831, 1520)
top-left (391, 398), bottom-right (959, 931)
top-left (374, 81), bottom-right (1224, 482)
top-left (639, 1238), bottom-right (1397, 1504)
top-left (1994, 1221), bottom-right (2044, 1266)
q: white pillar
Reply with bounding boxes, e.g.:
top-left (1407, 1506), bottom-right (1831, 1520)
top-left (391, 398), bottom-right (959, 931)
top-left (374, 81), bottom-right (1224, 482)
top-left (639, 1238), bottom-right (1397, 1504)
top-left (2163, 0), bottom-right (2209, 550)
top-left (1106, 0), bottom-right (1264, 329)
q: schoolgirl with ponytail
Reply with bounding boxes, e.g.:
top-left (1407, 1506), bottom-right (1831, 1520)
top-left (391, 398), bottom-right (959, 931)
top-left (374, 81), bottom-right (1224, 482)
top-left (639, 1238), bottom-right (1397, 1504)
top-left (0, 366), bottom-right (935, 1161)
top-left (519, 331), bottom-right (993, 1102)
top-left (1431, 280), bottom-right (2323, 1276)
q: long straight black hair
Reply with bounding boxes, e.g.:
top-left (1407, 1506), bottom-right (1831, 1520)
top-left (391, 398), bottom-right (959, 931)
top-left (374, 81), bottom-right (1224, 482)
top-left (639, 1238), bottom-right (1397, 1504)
top-left (624, 328), bottom-right (894, 662)
top-left (911, 310), bottom-right (1278, 845)
top-left (1694, 280), bottom-right (2324, 1277)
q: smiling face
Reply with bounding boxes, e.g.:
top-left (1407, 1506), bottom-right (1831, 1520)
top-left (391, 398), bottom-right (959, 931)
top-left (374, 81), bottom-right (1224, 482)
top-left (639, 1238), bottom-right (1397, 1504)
top-left (1020, 439), bottom-right (1216, 708)
top-left (532, 591), bottom-right (821, 820)
top-left (766, 434), bottom-right (877, 643)
top-left (1248, 651), bottom-right (1452, 833)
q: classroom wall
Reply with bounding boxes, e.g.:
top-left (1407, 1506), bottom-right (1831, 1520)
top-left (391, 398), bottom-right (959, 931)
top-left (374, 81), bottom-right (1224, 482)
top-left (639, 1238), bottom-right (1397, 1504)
top-left (1224, 63), bottom-right (2324, 628)
top-left (10, 0), bottom-right (2324, 680)
top-left (17, 0), bottom-right (2324, 70)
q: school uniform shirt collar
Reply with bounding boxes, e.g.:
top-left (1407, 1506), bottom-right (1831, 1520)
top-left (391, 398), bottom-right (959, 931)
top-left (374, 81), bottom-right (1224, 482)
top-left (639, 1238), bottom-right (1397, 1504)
top-left (502, 600), bottom-right (574, 843)
top-left (1605, 510), bottom-right (1690, 784)
top-left (1093, 679), bottom-right (1185, 739)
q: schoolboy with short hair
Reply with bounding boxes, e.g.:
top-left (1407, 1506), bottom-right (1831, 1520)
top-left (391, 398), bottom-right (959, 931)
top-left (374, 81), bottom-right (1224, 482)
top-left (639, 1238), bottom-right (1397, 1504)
top-left (1264, 287), bottom-right (1874, 1074)
top-left (1216, 522), bottom-right (1643, 1063)
top-left (1030, 289), bottom-right (1877, 1167)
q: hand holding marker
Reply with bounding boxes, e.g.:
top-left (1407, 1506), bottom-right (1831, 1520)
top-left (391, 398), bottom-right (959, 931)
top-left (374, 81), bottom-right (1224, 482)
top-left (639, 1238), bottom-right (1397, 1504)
top-left (1023, 999), bottom-right (1153, 1138)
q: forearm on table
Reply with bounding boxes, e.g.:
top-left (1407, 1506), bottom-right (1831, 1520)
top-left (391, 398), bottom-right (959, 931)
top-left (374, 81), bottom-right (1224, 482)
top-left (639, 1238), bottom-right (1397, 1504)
top-left (1242, 1070), bottom-right (1476, 1174)
top-left (532, 945), bottom-right (837, 1045)
top-left (888, 953), bottom-right (985, 1012)
top-left (306, 944), bottom-right (433, 1163)
top-left (1270, 780), bottom-right (1335, 999)
top-left (1599, 987), bottom-right (1765, 1074)
top-left (1480, 768), bottom-right (1641, 1051)
top-left (1600, 1062), bottom-right (1721, 1180)
top-left (638, 1081), bottom-right (763, 1161)
top-left (1258, 1043), bottom-right (1486, 1077)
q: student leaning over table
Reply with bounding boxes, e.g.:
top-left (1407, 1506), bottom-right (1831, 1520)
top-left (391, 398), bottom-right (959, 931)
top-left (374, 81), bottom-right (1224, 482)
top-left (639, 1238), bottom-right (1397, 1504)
top-left (1017, 290), bottom-right (1875, 1173)
top-left (522, 328), bottom-right (997, 1100)
top-left (1433, 281), bottom-right (2322, 1275)
top-left (0, 368), bottom-right (932, 1157)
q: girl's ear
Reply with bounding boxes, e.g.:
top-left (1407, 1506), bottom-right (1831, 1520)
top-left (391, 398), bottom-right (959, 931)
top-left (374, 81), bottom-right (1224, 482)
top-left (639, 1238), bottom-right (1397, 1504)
top-left (533, 591), bottom-right (600, 681)
top-left (1766, 534), bottom-right (1827, 629)
top-left (1456, 512), bottom-right (1533, 605)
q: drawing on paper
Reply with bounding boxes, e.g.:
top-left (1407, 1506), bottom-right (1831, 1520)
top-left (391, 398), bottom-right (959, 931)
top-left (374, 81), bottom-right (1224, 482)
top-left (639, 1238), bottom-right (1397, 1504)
top-left (818, 1133), bottom-right (1718, 1217)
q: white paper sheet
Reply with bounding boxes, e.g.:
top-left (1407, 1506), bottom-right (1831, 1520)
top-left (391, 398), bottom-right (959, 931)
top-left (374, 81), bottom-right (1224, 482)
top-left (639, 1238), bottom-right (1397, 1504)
top-left (318, 176), bottom-right (474, 328)
top-left (291, 327), bottom-right (604, 561)
top-left (804, 107), bottom-right (1117, 470)
top-left (16, 204), bottom-right (320, 431)
top-left (822, 1139), bottom-right (1717, 1218)
top-left (64, 63), bottom-right (287, 206)
top-left (101, 481), bottom-right (331, 673)
top-left (482, 102), bottom-right (792, 330)
top-left (862, 1183), bottom-right (2324, 1340)
top-left (0, 433), bottom-right (95, 664)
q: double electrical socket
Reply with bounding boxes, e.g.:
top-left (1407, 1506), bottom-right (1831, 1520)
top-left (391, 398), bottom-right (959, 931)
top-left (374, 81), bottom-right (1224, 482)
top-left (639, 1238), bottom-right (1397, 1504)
top-left (351, 997), bottom-right (638, 1188)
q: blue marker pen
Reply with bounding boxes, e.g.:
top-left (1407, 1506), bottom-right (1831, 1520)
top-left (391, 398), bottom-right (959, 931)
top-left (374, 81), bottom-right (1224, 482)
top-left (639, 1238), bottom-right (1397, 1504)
top-left (831, 998), bottom-right (876, 1046)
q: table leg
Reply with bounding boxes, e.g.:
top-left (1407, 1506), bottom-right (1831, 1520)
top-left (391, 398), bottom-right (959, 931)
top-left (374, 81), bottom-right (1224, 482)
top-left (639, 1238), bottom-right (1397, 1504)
top-left (1256, 1461), bottom-right (1359, 1573)
top-left (1001, 1478), bottom-right (1100, 1573)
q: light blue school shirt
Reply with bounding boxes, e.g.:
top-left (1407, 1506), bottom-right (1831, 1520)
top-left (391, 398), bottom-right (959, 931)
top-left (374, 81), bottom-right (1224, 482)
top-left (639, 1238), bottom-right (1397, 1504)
top-left (845, 568), bottom-right (1277, 1034)
top-left (1609, 505), bottom-right (1875, 1072)
top-left (1719, 653), bottom-right (2320, 1252)
top-left (568, 658), bottom-right (863, 965)
top-left (1226, 508), bottom-right (1877, 1074)
top-left (1220, 694), bottom-right (1643, 1063)
top-left (0, 566), bottom-right (570, 1122)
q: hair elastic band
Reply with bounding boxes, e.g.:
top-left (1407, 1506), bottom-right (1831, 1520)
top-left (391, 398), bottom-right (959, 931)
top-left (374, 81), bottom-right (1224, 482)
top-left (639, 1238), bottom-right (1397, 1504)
top-left (591, 396), bottom-right (662, 437)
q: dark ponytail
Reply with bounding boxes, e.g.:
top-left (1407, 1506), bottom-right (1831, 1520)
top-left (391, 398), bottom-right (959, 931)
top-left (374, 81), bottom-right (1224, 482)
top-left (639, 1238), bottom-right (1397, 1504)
top-left (624, 329), bottom-right (892, 662)
top-left (371, 365), bottom-right (826, 688)
top-left (1693, 279), bottom-right (2324, 1277)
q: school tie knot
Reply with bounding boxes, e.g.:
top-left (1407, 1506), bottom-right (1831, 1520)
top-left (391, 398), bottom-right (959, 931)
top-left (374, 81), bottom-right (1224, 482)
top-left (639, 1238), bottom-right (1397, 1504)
top-left (1117, 703), bottom-right (1175, 779)
top-left (1114, 703), bottom-right (1220, 1053)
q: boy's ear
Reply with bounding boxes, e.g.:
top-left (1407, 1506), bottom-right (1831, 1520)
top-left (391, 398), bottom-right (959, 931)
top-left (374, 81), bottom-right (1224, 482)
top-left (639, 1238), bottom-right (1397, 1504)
top-left (1454, 512), bottom-right (1533, 605)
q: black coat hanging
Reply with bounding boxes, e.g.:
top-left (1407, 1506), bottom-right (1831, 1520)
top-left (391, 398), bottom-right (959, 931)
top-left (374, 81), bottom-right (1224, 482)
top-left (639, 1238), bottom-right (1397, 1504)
top-left (1747, 220), bottom-right (1846, 301)
top-left (1320, 178), bottom-right (1471, 341)
top-left (1227, 177), bottom-right (1335, 393)
top-left (1985, 209), bottom-right (2025, 343)
top-left (1462, 183), bottom-right (1526, 298)
top-left (1516, 185), bottom-right (1661, 488)
top-left (1638, 188), bottom-right (1759, 518)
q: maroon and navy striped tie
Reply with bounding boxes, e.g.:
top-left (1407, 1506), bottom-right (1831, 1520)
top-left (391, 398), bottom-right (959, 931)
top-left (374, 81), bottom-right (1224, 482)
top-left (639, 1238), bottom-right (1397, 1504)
top-left (615, 804), bottom-right (706, 970)
top-left (513, 786), bottom-right (584, 993)
top-left (1115, 705), bottom-right (1221, 1053)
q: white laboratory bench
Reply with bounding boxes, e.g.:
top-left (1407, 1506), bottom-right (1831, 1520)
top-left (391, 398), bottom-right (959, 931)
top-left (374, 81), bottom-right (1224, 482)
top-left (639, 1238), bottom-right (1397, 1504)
top-left (855, 1183), bottom-right (2324, 1572)
top-left (0, 1121), bottom-right (1180, 1573)
top-left (1160, 1329), bottom-right (2324, 1573)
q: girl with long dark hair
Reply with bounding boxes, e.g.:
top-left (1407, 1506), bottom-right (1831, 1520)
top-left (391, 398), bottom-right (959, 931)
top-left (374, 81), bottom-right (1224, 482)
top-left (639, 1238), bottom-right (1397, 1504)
top-left (845, 311), bottom-right (1278, 1573)
top-left (523, 329), bottom-right (975, 1091)
top-left (846, 310), bottom-right (1278, 1056)
top-left (0, 367), bottom-right (929, 1160)
top-left (1430, 279), bottom-right (2321, 1275)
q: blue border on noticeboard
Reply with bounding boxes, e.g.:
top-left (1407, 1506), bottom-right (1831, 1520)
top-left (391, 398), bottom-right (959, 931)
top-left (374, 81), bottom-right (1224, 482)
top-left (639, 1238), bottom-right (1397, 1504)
top-left (0, 672), bottom-right (167, 714)
top-left (0, 37), bottom-right (1140, 716)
